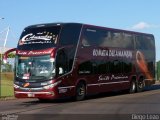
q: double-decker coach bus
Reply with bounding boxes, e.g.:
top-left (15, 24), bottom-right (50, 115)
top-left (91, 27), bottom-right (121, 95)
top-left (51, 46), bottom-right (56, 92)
top-left (3, 23), bottom-right (155, 101)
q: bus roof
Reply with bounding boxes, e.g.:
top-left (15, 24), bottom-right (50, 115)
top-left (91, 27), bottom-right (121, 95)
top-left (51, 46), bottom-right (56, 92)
top-left (83, 24), bottom-right (154, 37)
top-left (25, 22), bottom-right (154, 37)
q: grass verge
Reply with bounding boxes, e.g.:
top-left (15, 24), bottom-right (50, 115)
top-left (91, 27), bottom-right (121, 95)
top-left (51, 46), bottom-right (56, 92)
top-left (0, 72), bottom-right (14, 97)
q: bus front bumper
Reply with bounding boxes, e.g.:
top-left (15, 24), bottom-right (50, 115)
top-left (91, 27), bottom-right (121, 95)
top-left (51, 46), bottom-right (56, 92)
top-left (14, 91), bottom-right (58, 99)
top-left (14, 80), bottom-right (61, 99)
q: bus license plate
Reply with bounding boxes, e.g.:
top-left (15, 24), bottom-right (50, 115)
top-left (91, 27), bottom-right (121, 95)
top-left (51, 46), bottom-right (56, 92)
top-left (28, 93), bottom-right (35, 97)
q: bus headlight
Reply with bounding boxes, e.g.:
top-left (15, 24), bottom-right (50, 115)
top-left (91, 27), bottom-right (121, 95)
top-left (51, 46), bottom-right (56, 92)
top-left (43, 80), bottom-right (61, 90)
top-left (14, 84), bottom-right (20, 89)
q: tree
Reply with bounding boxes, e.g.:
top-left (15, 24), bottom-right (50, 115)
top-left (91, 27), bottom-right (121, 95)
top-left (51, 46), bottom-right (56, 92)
top-left (0, 53), bottom-right (15, 72)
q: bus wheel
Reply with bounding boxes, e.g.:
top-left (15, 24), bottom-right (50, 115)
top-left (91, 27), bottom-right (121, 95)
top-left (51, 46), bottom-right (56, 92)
top-left (76, 82), bottom-right (86, 101)
top-left (137, 78), bottom-right (145, 92)
top-left (129, 80), bottom-right (136, 93)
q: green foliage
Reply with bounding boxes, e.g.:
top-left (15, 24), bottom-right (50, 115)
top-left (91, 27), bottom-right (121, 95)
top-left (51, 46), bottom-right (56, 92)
top-left (2, 64), bottom-right (13, 72)
top-left (7, 53), bottom-right (16, 58)
top-left (1, 53), bottom-right (16, 58)
top-left (0, 53), bottom-right (15, 72)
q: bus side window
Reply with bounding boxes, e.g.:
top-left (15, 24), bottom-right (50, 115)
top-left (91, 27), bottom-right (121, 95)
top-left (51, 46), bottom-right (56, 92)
top-left (81, 28), bottom-right (102, 47)
top-left (109, 60), bottom-right (122, 74)
top-left (82, 38), bottom-right (90, 47)
top-left (56, 50), bottom-right (68, 76)
top-left (78, 61), bottom-right (93, 75)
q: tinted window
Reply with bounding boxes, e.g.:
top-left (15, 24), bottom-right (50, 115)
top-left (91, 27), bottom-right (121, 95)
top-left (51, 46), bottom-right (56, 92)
top-left (78, 60), bottom-right (133, 75)
top-left (56, 50), bottom-right (68, 76)
top-left (57, 24), bottom-right (82, 75)
top-left (59, 24), bottom-right (82, 46)
top-left (18, 26), bottom-right (61, 50)
top-left (81, 28), bottom-right (103, 46)
top-left (143, 36), bottom-right (155, 50)
top-left (96, 61), bottom-right (109, 74)
top-left (109, 32), bottom-right (123, 47)
top-left (123, 33), bottom-right (134, 49)
top-left (78, 60), bottom-right (110, 75)
top-left (78, 61), bottom-right (93, 75)
top-left (135, 35), bottom-right (155, 50)
top-left (109, 60), bottom-right (133, 74)
top-left (105, 32), bottom-right (134, 49)
top-left (109, 60), bottom-right (122, 74)
top-left (82, 27), bottom-right (134, 49)
top-left (122, 62), bottom-right (132, 73)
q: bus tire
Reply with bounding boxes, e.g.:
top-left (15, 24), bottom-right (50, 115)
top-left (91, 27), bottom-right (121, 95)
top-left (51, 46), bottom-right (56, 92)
top-left (137, 78), bottom-right (145, 92)
top-left (129, 80), bottom-right (136, 94)
top-left (75, 82), bottom-right (86, 101)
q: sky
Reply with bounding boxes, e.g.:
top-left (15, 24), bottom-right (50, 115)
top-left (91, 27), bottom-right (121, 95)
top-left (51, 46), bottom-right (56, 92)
top-left (0, 0), bottom-right (160, 61)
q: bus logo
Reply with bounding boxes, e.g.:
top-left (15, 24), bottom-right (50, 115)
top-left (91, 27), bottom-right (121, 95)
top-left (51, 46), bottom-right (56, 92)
top-left (23, 83), bottom-right (30, 88)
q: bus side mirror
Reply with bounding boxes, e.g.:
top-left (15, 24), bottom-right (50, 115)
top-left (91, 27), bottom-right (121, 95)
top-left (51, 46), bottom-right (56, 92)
top-left (2, 48), bottom-right (17, 64)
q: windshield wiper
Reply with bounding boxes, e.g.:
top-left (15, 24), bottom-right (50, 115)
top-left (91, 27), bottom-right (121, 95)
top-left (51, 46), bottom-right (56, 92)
top-left (30, 76), bottom-right (47, 80)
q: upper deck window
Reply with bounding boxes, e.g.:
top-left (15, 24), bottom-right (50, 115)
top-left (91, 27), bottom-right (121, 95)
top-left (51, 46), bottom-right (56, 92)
top-left (18, 26), bottom-right (61, 50)
top-left (135, 35), bottom-right (155, 50)
top-left (82, 27), bottom-right (134, 49)
top-left (59, 24), bottom-right (82, 46)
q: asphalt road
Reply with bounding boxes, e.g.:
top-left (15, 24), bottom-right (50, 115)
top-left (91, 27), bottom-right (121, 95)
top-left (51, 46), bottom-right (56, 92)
top-left (0, 84), bottom-right (160, 120)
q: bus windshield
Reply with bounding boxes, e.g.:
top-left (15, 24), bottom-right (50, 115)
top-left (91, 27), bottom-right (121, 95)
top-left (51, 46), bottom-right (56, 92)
top-left (15, 55), bottom-right (55, 81)
top-left (18, 26), bottom-right (61, 50)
